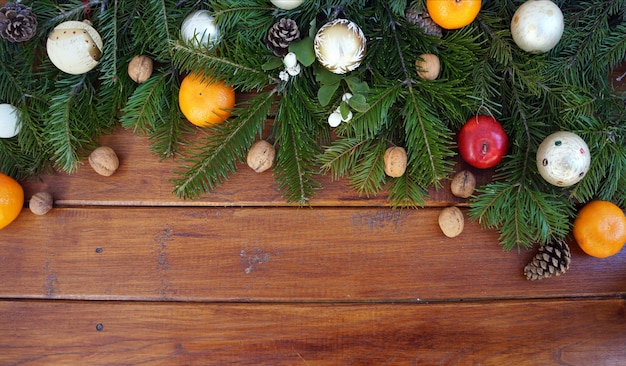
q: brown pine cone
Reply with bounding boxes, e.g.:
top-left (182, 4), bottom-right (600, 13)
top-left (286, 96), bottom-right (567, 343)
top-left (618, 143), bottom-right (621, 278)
top-left (264, 18), bottom-right (300, 57)
top-left (0, 2), bottom-right (38, 42)
top-left (405, 7), bottom-right (442, 38)
top-left (524, 238), bottom-right (572, 281)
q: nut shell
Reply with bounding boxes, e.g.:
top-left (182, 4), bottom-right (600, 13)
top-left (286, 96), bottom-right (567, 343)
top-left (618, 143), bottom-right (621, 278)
top-left (384, 146), bottom-right (408, 178)
top-left (246, 140), bottom-right (275, 173)
top-left (128, 55), bottom-right (153, 83)
top-left (88, 146), bottom-right (119, 176)
top-left (450, 170), bottom-right (476, 198)
top-left (415, 53), bottom-right (440, 80)
top-left (438, 206), bottom-right (465, 238)
top-left (29, 192), bottom-right (53, 215)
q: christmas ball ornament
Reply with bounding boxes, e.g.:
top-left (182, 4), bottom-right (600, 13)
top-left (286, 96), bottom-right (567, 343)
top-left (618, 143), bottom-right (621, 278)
top-left (458, 115), bottom-right (508, 169)
top-left (0, 103), bottom-right (21, 138)
top-left (383, 146), bottom-right (408, 178)
top-left (181, 10), bottom-right (220, 49)
top-left (89, 146), bottom-right (119, 177)
top-left (314, 19), bottom-right (366, 74)
top-left (536, 131), bottom-right (590, 187)
top-left (47, 20), bottom-right (103, 75)
top-left (270, 0), bottom-right (304, 10)
top-left (415, 53), bottom-right (440, 80)
top-left (247, 140), bottom-right (275, 173)
top-left (128, 55), bottom-right (153, 83)
top-left (511, 0), bottom-right (564, 53)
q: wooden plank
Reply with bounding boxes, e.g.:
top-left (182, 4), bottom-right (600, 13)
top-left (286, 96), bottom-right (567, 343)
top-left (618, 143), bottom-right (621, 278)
top-left (20, 127), bottom-right (484, 207)
top-left (2, 207), bottom-right (624, 302)
top-left (0, 298), bottom-right (624, 365)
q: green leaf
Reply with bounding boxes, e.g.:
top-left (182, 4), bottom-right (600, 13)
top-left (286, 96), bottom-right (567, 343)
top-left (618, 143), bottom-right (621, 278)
top-left (318, 83), bottom-right (339, 107)
top-left (262, 56), bottom-right (283, 71)
top-left (315, 66), bottom-right (343, 85)
top-left (340, 101), bottom-right (351, 120)
top-left (289, 37), bottom-right (316, 67)
top-left (345, 77), bottom-right (370, 94)
top-left (347, 93), bottom-right (369, 112)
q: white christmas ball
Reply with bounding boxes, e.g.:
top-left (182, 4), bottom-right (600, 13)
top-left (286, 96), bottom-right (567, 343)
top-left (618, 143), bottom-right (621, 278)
top-left (47, 21), bottom-right (103, 75)
top-left (511, 0), bottom-right (564, 53)
top-left (0, 104), bottom-right (21, 139)
top-left (181, 10), bottom-right (220, 49)
top-left (314, 19), bottom-right (367, 74)
top-left (270, 0), bottom-right (304, 10)
top-left (536, 131), bottom-right (591, 187)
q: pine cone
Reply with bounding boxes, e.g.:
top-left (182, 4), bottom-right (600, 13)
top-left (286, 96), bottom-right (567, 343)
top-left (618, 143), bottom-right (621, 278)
top-left (264, 18), bottom-right (300, 57)
top-left (405, 7), bottom-right (442, 38)
top-left (0, 2), bottom-right (38, 42)
top-left (524, 239), bottom-right (572, 281)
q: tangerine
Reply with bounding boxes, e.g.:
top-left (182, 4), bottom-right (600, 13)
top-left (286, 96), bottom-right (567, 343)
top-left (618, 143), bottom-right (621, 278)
top-left (0, 172), bottom-right (24, 230)
top-left (179, 72), bottom-right (235, 127)
top-left (426, 0), bottom-right (482, 30)
top-left (572, 200), bottom-right (626, 258)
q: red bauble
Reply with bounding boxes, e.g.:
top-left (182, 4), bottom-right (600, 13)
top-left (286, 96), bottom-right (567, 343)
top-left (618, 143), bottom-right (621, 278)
top-left (458, 115), bottom-right (509, 169)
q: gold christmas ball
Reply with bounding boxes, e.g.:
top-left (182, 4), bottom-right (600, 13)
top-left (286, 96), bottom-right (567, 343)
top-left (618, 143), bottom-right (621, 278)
top-left (0, 103), bottom-right (21, 139)
top-left (536, 131), bottom-right (590, 187)
top-left (47, 20), bottom-right (103, 75)
top-left (415, 53), bottom-right (440, 80)
top-left (314, 19), bottom-right (366, 74)
top-left (270, 0), bottom-right (304, 10)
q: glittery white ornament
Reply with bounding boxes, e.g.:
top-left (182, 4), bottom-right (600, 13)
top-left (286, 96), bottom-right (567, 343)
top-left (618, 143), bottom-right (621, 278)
top-left (536, 131), bottom-right (591, 187)
top-left (314, 19), bottom-right (366, 74)
top-left (46, 21), bottom-right (103, 75)
top-left (0, 103), bottom-right (21, 138)
top-left (181, 10), bottom-right (220, 49)
top-left (270, 0), bottom-right (304, 10)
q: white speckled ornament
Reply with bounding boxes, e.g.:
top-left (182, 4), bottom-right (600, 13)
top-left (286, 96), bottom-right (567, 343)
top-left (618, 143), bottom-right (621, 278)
top-left (181, 10), bottom-right (220, 49)
top-left (536, 131), bottom-right (591, 187)
top-left (314, 19), bottom-right (366, 74)
top-left (511, 0), bottom-right (564, 53)
top-left (0, 103), bottom-right (21, 139)
top-left (270, 0), bottom-right (304, 10)
top-left (47, 21), bottom-right (103, 75)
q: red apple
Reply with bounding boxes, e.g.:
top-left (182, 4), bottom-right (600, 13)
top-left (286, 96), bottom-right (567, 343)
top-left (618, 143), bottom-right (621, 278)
top-left (458, 115), bottom-right (509, 169)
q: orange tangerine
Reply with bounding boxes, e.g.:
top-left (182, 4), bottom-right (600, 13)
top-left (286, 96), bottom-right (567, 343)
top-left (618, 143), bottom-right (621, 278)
top-left (426, 0), bottom-right (482, 30)
top-left (0, 172), bottom-right (24, 230)
top-left (179, 72), bottom-right (235, 127)
top-left (572, 200), bottom-right (626, 258)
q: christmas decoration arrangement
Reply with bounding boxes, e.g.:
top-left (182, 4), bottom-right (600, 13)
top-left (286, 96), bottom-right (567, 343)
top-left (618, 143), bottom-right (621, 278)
top-left (1, 0), bottom-right (626, 270)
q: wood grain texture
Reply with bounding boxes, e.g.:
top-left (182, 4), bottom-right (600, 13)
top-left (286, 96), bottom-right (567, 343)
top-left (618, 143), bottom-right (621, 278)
top-left (0, 299), bottom-right (624, 365)
top-left (2, 206), bottom-right (625, 302)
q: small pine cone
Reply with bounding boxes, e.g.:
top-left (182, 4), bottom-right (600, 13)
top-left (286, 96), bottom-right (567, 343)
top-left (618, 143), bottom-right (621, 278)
top-left (524, 239), bottom-right (572, 281)
top-left (264, 18), bottom-right (300, 57)
top-left (405, 7), bottom-right (442, 38)
top-left (0, 2), bottom-right (38, 42)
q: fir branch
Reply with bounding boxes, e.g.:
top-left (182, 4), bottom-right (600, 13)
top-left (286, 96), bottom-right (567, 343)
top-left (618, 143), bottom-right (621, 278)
top-left (348, 138), bottom-right (386, 197)
top-left (172, 89), bottom-right (275, 199)
top-left (318, 137), bottom-right (369, 180)
top-left (386, 173), bottom-right (427, 208)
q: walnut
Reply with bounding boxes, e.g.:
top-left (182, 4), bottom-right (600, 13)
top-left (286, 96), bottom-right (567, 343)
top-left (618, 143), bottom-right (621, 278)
top-left (88, 146), bottom-right (119, 176)
top-left (415, 53), bottom-right (440, 80)
top-left (450, 170), bottom-right (476, 198)
top-left (29, 192), bottom-right (53, 215)
top-left (128, 55), bottom-right (153, 83)
top-left (438, 206), bottom-right (464, 238)
top-left (383, 146), bottom-right (407, 177)
top-left (246, 140), bottom-right (275, 173)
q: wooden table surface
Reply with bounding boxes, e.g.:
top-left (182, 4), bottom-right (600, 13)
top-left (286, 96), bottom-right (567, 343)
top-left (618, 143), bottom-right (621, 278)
top-left (1, 77), bottom-right (625, 365)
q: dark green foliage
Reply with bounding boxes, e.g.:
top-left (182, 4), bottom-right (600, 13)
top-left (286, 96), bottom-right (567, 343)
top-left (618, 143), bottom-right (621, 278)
top-left (0, 0), bottom-right (625, 250)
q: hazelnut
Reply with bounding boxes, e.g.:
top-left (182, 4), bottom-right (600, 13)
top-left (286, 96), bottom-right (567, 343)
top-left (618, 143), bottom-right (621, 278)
top-left (128, 55), bottom-right (153, 83)
top-left (415, 53), bottom-right (440, 80)
top-left (88, 146), bottom-right (119, 176)
top-left (29, 192), bottom-right (53, 215)
top-left (450, 170), bottom-right (476, 198)
top-left (384, 146), bottom-right (408, 177)
top-left (246, 140), bottom-right (275, 173)
top-left (438, 206), bottom-right (465, 238)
